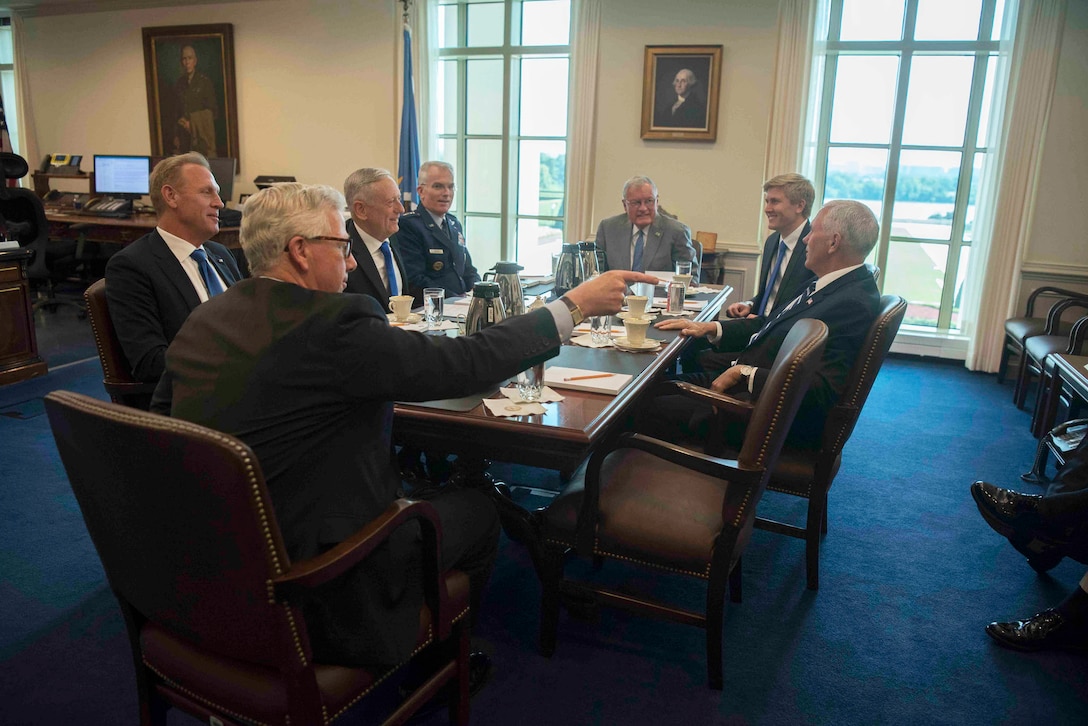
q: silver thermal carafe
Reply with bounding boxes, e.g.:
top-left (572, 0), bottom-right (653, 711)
top-left (554, 242), bottom-right (582, 298)
top-left (483, 261), bottom-right (526, 317)
top-left (464, 281), bottom-right (507, 334)
top-left (578, 241), bottom-right (600, 279)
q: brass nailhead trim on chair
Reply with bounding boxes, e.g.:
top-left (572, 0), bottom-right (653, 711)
top-left (144, 661), bottom-right (273, 726)
top-left (593, 547), bottom-right (713, 579)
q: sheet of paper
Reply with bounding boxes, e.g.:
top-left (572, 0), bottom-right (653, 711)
top-left (543, 366), bottom-right (632, 395)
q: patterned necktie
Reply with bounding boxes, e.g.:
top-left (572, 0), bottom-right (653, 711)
top-left (632, 229), bottom-right (645, 272)
top-left (380, 240), bottom-right (398, 296)
top-left (191, 248), bottom-right (225, 297)
top-left (749, 281), bottom-right (817, 346)
top-left (756, 240), bottom-right (788, 317)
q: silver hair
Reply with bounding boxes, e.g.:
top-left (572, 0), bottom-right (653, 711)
top-left (763, 173), bottom-right (816, 218)
top-left (241, 183), bottom-right (346, 275)
top-left (343, 167), bottom-right (396, 208)
top-left (818, 199), bottom-right (879, 257)
top-left (675, 68), bottom-right (698, 86)
top-left (418, 160), bottom-right (455, 185)
top-left (149, 152), bottom-right (211, 215)
top-left (622, 175), bottom-right (658, 200)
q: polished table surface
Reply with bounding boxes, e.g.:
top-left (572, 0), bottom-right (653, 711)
top-left (393, 285), bottom-right (732, 472)
top-left (45, 209), bottom-right (241, 248)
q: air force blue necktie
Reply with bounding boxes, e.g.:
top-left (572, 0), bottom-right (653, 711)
top-left (380, 240), bottom-right (399, 296)
top-left (191, 248), bottom-right (225, 297)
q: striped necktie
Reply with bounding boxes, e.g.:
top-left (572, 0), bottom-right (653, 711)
top-left (756, 240), bottom-right (787, 317)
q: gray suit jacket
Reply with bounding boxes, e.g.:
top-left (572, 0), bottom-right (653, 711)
top-left (595, 213), bottom-right (700, 282)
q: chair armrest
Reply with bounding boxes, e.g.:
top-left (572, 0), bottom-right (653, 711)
top-left (1070, 315), bottom-right (1088, 354)
top-left (1044, 299), bottom-right (1088, 334)
top-left (670, 381), bottom-right (755, 421)
top-left (273, 499), bottom-right (448, 624)
top-left (1028, 286), bottom-right (1088, 318)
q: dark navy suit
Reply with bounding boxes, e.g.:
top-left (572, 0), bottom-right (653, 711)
top-left (343, 219), bottom-right (408, 307)
top-left (393, 208), bottom-right (479, 302)
top-left (105, 230), bottom-right (241, 383)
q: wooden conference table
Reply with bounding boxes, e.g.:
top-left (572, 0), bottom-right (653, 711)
top-left (393, 284), bottom-right (732, 474)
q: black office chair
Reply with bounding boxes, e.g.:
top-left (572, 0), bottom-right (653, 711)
top-left (0, 152), bottom-right (84, 314)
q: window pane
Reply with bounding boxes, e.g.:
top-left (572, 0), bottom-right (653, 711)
top-left (466, 59), bottom-right (504, 135)
top-left (438, 5), bottom-right (460, 49)
top-left (467, 2), bottom-right (505, 47)
top-left (825, 147), bottom-right (889, 217)
top-left (964, 152), bottom-right (986, 242)
top-left (0, 27), bottom-right (12, 63)
top-left (516, 218), bottom-right (564, 275)
top-left (977, 55), bottom-right (997, 147)
top-left (901, 55), bottom-right (973, 147)
top-left (887, 241), bottom-right (947, 328)
top-left (892, 150), bottom-right (961, 241)
top-left (517, 140), bottom-right (565, 216)
top-left (829, 56), bottom-right (898, 144)
top-left (518, 58), bottom-right (568, 136)
top-left (0, 70), bottom-right (18, 155)
top-left (951, 245), bottom-right (970, 330)
top-left (465, 139), bottom-right (502, 213)
top-left (437, 60), bottom-right (459, 135)
top-left (839, 0), bottom-right (904, 41)
top-left (465, 215), bottom-right (501, 272)
top-left (915, 0), bottom-right (982, 41)
top-left (520, 0), bottom-right (570, 46)
top-left (992, 0), bottom-right (1009, 40)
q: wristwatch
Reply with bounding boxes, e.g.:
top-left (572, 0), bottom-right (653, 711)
top-left (559, 295), bottom-right (585, 326)
top-left (737, 365), bottom-right (755, 379)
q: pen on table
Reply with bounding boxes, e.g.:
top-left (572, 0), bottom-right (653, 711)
top-left (564, 373), bottom-right (613, 381)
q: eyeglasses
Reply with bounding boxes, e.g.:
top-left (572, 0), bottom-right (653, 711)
top-left (624, 198), bottom-right (657, 209)
top-left (287, 235), bottom-right (353, 260)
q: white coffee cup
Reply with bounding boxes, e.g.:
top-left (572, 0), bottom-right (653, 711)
top-left (388, 295), bottom-right (415, 322)
top-left (625, 295), bottom-right (650, 318)
top-left (672, 273), bottom-right (692, 288)
top-left (623, 317), bottom-right (650, 345)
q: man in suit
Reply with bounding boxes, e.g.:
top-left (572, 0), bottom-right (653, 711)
top-left (595, 175), bottom-right (700, 282)
top-left (396, 161), bottom-right (480, 302)
top-left (152, 181), bottom-right (655, 672)
top-left (647, 199), bottom-right (881, 449)
top-left (678, 173), bottom-right (817, 372)
top-left (343, 167), bottom-right (408, 307)
top-left (105, 152), bottom-right (241, 384)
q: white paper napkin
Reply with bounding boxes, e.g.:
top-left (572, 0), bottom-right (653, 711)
top-left (391, 319), bottom-right (459, 332)
top-left (483, 386), bottom-right (564, 416)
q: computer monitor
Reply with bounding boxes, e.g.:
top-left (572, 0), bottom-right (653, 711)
top-left (208, 157), bottom-right (237, 204)
top-left (93, 155), bottom-right (151, 199)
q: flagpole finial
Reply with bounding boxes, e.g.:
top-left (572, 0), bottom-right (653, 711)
top-left (401, 0), bottom-right (413, 24)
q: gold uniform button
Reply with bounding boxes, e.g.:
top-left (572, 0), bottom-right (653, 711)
top-left (433, 261), bottom-right (444, 271)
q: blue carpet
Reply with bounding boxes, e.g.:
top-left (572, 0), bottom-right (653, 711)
top-left (1, 356), bottom-right (1086, 724)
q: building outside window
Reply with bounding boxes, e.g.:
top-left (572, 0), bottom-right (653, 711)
top-left (433, 0), bottom-right (571, 274)
top-left (804, 0), bottom-right (1012, 331)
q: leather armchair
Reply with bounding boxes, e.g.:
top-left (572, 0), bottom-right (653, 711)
top-left (537, 319), bottom-right (828, 689)
top-left (45, 390), bottom-right (472, 726)
top-left (83, 278), bottom-right (157, 409)
top-left (1029, 312), bottom-right (1088, 437)
top-left (1004, 286), bottom-right (1088, 386)
top-left (1012, 297), bottom-right (1088, 413)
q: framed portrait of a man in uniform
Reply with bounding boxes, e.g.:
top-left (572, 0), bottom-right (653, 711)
top-left (143, 24), bottom-right (240, 165)
top-left (641, 45), bottom-right (722, 141)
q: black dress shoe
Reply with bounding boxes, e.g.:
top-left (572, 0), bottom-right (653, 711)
top-left (986, 609), bottom-right (1088, 652)
top-left (401, 650), bottom-right (492, 719)
top-left (970, 481), bottom-right (1041, 539)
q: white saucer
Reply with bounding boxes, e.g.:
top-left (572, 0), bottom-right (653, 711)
top-left (613, 336), bottom-right (661, 352)
top-left (617, 310), bottom-right (658, 320)
top-left (388, 312), bottom-right (422, 324)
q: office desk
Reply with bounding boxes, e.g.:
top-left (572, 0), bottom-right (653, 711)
top-left (393, 285), bottom-right (731, 473)
top-left (45, 210), bottom-right (241, 249)
top-left (0, 248), bottom-right (48, 386)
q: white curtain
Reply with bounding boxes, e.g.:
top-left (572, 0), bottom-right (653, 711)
top-left (965, 0), bottom-right (1067, 371)
top-left (762, 0), bottom-right (816, 192)
top-left (11, 13), bottom-right (38, 183)
top-left (565, 0), bottom-right (601, 242)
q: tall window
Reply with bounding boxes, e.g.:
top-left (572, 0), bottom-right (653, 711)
top-left (0, 18), bottom-right (20, 155)
top-left (434, 0), bottom-right (571, 274)
top-left (804, 0), bottom-right (1011, 331)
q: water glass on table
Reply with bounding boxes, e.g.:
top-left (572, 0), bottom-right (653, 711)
top-left (590, 315), bottom-right (612, 345)
top-left (423, 288), bottom-right (444, 329)
top-left (675, 260), bottom-right (692, 277)
top-left (516, 361), bottom-right (546, 402)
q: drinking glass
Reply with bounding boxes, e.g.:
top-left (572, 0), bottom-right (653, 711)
top-left (423, 288), bottom-right (444, 329)
top-left (675, 260), bottom-right (693, 277)
top-left (516, 361), bottom-right (546, 402)
top-left (590, 315), bottom-right (612, 345)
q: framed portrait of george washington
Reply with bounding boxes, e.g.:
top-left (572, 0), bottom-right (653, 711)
top-left (143, 24), bottom-right (240, 166)
top-left (641, 45), bottom-right (722, 141)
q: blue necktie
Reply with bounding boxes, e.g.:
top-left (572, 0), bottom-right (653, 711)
top-left (756, 240), bottom-right (787, 317)
top-left (380, 240), bottom-right (399, 296)
top-left (191, 248), bottom-right (225, 297)
top-left (632, 229), bottom-right (645, 272)
top-left (749, 281), bottom-right (816, 346)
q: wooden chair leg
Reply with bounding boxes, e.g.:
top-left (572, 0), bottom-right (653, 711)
top-left (706, 573), bottom-right (728, 691)
top-left (1013, 353), bottom-right (1032, 409)
top-left (806, 494), bottom-right (827, 591)
top-left (538, 545), bottom-right (565, 657)
top-left (997, 340), bottom-right (1013, 384)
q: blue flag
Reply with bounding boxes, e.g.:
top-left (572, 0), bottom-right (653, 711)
top-left (398, 24), bottom-right (421, 207)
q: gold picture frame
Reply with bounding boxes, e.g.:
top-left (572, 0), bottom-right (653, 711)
top-left (640, 45), bottom-right (722, 141)
top-left (143, 24), bottom-right (240, 165)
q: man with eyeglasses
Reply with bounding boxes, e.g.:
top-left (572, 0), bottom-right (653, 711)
top-left (151, 182), bottom-right (657, 687)
top-left (105, 152), bottom-right (242, 386)
top-left (396, 160), bottom-right (480, 302)
top-left (343, 167), bottom-right (409, 306)
top-left (595, 175), bottom-right (699, 281)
